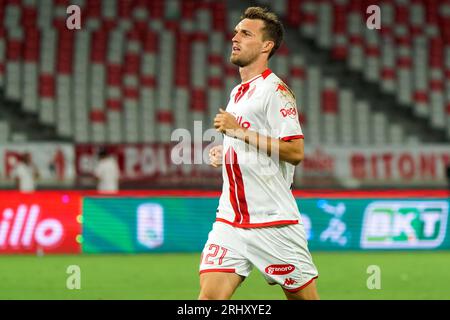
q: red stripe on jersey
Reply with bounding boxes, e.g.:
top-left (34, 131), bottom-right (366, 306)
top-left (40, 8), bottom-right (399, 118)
top-left (225, 148), bottom-right (242, 224)
top-left (231, 150), bottom-right (250, 224)
top-left (281, 135), bottom-right (304, 141)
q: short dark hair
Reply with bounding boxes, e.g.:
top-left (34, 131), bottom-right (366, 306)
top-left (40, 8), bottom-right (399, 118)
top-left (98, 147), bottom-right (108, 158)
top-left (241, 7), bottom-right (284, 59)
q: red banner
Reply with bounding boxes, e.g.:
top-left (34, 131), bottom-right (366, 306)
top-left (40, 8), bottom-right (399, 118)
top-left (296, 145), bottom-right (450, 188)
top-left (75, 144), bottom-right (222, 187)
top-left (0, 143), bottom-right (75, 185)
top-left (0, 192), bottom-right (82, 254)
top-left (75, 144), bottom-right (450, 188)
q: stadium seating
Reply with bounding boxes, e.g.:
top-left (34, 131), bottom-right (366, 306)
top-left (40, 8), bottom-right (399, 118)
top-left (0, 0), bottom-right (446, 144)
top-left (0, 119), bottom-right (9, 142)
top-left (282, 0), bottom-right (450, 139)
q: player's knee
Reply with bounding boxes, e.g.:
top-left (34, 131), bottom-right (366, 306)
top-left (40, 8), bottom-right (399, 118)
top-left (198, 292), bottom-right (215, 300)
top-left (298, 291), bottom-right (320, 300)
top-left (285, 289), bottom-right (320, 300)
top-left (198, 281), bottom-right (233, 300)
top-left (198, 288), bottom-right (229, 300)
top-left (284, 281), bottom-right (320, 300)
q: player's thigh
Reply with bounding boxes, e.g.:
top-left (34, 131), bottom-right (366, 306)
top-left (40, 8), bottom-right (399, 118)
top-left (199, 222), bottom-right (252, 300)
top-left (283, 278), bottom-right (320, 300)
top-left (199, 272), bottom-right (245, 300)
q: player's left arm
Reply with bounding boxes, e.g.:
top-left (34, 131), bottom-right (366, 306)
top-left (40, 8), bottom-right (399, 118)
top-left (214, 109), bottom-right (304, 166)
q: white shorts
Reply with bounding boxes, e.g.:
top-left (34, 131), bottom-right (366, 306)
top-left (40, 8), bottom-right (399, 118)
top-left (199, 221), bottom-right (319, 292)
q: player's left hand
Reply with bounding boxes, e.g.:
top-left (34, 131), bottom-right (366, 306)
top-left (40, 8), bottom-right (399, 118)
top-left (214, 108), bottom-right (242, 136)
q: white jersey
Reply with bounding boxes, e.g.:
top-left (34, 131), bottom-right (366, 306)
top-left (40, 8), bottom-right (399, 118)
top-left (12, 162), bottom-right (36, 192)
top-left (217, 69), bottom-right (304, 228)
top-left (95, 157), bottom-right (120, 192)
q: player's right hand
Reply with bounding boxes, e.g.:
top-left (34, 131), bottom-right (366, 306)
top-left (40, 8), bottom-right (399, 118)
top-left (209, 145), bottom-right (223, 168)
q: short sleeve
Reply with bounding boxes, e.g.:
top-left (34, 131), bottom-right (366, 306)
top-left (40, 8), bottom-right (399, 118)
top-left (265, 84), bottom-right (303, 141)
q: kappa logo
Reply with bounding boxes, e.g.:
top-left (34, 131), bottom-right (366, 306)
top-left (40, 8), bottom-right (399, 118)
top-left (265, 264), bottom-right (295, 275)
top-left (283, 278), bottom-right (297, 286)
top-left (275, 82), bottom-right (295, 100)
top-left (276, 83), bottom-right (288, 93)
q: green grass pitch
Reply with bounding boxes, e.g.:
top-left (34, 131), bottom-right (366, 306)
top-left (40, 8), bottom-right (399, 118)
top-left (0, 251), bottom-right (449, 300)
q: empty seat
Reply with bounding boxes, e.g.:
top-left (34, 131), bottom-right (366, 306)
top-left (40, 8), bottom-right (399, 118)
top-left (0, 0), bottom-right (447, 147)
top-left (372, 112), bottom-right (388, 145)
top-left (395, 25), bottom-right (413, 105)
top-left (338, 88), bottom-right (355, 145)
top-left (290, 53), bottom-right (307, 111)
top-left (305, 66), bottom-right (321, 145)
top-left (300, 1), bottom-right (318, 38)
top-left (354, 100), bottom-right (371, 145)
top-left (412, 36), bottom-right (429, 117)
top-left (0, 28), bottom-right (5, 87)
top-left (317, 0), bottom-right (332, 49)
top-left (0, 120), bottom-right (10, 143)
top-left (321, 78), bottom-right (338, 145)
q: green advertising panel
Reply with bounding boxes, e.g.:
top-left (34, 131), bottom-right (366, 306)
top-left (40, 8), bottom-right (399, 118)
top-left (82, 197), bottom-right (217, 253)
top-left (82, 197), bottom-right (450, 253)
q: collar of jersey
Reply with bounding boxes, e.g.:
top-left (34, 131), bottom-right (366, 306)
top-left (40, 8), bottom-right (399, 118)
top-left (240, 68), bottom-right (272, 85)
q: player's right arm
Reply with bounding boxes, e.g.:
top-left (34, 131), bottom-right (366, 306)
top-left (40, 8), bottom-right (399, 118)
top-left (209, 145), bottom-right (223, 168)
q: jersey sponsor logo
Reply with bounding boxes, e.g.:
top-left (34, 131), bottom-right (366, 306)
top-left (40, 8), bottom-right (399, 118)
top-left (280, 100), bottom-right (298, 119)
top-left (280, 106), bottom-right (297, 119)
top-left (231, 113), bottom-right (251, 129)
top-left (283, 278), bottom-right (297, 286)
top-left (265, 264), bottom-right (296, 275)
top-left (236, 116), bottom-right (251, 129)
top-left (360, 201), bottom-right (448, 249)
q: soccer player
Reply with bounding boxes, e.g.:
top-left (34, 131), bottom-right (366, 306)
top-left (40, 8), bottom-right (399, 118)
top-left (198, 7), bottom-right (319, 300)
top-left (12, 153), bottom-right (39, 193)
top-left (94, 147), bottom-right (120, 193)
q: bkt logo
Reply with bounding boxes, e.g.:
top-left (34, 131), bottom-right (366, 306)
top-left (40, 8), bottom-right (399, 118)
top-left (361, 201), bottom-right (448, 249)
top-left (0, 205), bottom-right (63, 249)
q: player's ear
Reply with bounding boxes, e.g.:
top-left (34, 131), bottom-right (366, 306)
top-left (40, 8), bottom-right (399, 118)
top-left (261, 40), bottom-right (274, 55)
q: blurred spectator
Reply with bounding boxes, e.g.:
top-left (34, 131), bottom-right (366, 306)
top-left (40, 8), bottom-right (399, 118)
top-left (447, 165), bottom-right (450, 189)
top-left (94, 148), bottom-right (120, 193)
top-left (11, 153), bottom-right (39, 193)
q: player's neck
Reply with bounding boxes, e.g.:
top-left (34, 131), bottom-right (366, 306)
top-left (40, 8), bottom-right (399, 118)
top-left (239, 61), bottom-right (269, 83)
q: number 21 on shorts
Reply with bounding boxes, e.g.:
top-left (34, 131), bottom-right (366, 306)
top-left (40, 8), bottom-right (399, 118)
top-left (201, 244), bottom-right (228, 265)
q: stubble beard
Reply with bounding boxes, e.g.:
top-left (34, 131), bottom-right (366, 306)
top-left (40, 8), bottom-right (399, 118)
top-left (230, 51), bottom-right (258, 68)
